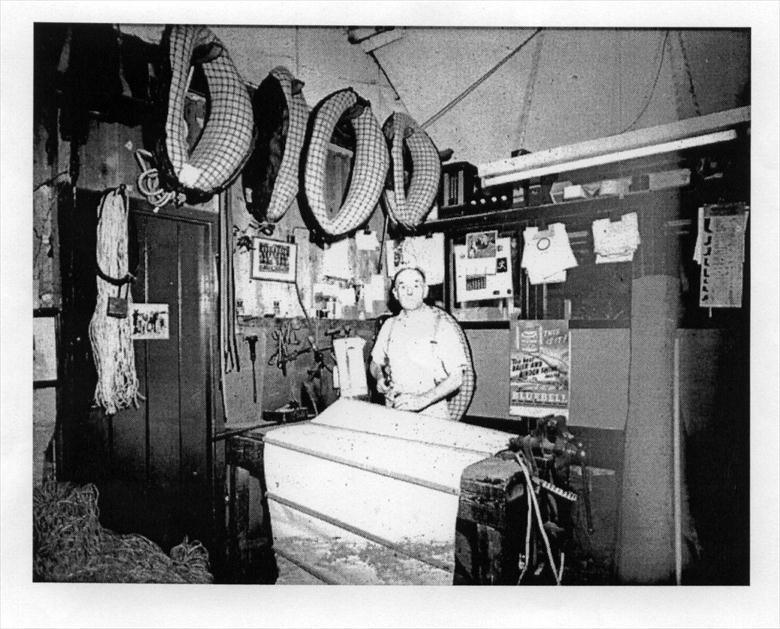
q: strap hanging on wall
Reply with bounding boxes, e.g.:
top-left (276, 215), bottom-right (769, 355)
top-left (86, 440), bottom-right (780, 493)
top-left (302, 88), bottom-right (389, 237)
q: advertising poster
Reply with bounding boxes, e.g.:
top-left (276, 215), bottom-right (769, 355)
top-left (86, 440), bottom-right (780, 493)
top-left (509, 319), bottom-right (570, 417)
top-left (251, 237), bottom-right (297, 282)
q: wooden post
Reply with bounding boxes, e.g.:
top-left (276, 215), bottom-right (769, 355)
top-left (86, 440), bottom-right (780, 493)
top-left (455, 456), bottom-right (527, 585)
top-left (224, 432), bottom-right (278, 583)
top-left (615, 275), bottom-right (680, 583)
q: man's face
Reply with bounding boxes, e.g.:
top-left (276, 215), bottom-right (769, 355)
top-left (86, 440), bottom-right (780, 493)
top-left (393, 269), bottom-right (427, 311)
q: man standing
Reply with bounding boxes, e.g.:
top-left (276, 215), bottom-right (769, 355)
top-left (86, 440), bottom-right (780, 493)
top-left (369, 267), bottom-right (468, 420)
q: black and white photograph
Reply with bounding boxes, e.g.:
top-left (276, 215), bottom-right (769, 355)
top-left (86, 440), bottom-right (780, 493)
top-left (2, 2), bottom-right (779, 628)
top-left (131, 303), bottom-right (170, 340)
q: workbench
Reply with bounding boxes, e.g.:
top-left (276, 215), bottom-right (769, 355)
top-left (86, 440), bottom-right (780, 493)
top-left (222, 401), bottom-right (535, 585)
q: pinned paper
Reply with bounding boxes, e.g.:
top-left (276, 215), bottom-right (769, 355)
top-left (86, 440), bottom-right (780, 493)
top-left (321, 238), bottom-right (352, 281)
top-left (592, 212), bottom-right (641, 263)
top-left (355, 230), bottom-right (380, 251)
top-left (364, 274), bottom-right (388, 314)
top-left (332, 337), bottom-right (368, 398)
top-left (385, 234), bottom-right (445, 285)
top-left (521, 224), bottom-right (578, 285)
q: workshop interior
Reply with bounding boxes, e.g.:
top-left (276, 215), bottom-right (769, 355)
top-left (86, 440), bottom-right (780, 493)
top-left (31, 23), bottom-right (751, 587)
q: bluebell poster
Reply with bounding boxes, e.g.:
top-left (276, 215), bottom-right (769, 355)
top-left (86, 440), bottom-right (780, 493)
top-left (509, 319), bottom-right (570, 417)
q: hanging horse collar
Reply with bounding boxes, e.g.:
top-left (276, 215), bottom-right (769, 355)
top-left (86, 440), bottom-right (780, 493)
top-left (382, 112), bottom-right (441, 231)
top-left (142, 25), bottom-right (255, 208)
top-left (302, 88), bottom-right (389, 237)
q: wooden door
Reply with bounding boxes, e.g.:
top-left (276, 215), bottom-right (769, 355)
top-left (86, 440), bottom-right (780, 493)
top-left (59, 189), bottom-right (223, 557)
top-left (113, 204), bottom-right (221, 551)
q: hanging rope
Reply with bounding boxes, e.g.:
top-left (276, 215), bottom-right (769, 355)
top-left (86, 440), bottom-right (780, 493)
top-left (88, 186), bottom-right (143, 414)
top-left (421, 28), bottom-right (543, 130)
top-left (135, 149), bottom-right (180, 211)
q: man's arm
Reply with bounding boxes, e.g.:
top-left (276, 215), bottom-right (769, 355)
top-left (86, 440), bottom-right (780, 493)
top-left (369, 319), bottom-right (390, 392)
top-left (393, 367), bottom-right (463, 412)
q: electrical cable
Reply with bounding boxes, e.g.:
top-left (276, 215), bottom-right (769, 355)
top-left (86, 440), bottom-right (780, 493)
top-left (376, 214), bottom-right (389, 274)
top-left (420, 28), bottom-right (543, 130)
top-left (517, 480), bottom-right (533, 584)
top-left (294, 276), bottom-right (314, 331)
top-left (618, 31), bottom-right (670, 134)
top-left (516, 30), bottom-right (545, 150)
top-left (676, 31), bottom-right (702, 116)
top-left (513, 451), bottom-right (562, 584)
top-left (368, 49), bottom-right (404, 106)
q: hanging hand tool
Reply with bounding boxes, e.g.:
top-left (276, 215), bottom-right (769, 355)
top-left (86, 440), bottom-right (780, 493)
top-left (246, 335), bottom-right (259, 402)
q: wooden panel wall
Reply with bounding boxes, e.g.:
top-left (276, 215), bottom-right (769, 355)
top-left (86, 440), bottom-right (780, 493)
top-left (222, 317), bottom-right (381, 426)
top-left (465, 327), bottom-right (629, 431)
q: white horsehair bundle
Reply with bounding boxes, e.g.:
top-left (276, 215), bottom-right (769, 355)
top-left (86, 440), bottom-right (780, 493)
top-left (89, 187), bottom-right (142, 414)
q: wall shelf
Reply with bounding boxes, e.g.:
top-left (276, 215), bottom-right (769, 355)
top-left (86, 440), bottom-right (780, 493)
top-left (418, 188), bottom-right (685, 235)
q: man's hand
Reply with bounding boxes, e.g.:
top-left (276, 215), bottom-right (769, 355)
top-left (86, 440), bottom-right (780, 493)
top-left (376, 378), bottom-right (392, 396)
top-left (392, 392), bottom-right (430, 412)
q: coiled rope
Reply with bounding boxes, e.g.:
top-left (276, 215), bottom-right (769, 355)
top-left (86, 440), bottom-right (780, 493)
top-left (88, 186), bottom-right (143, 414)
top-left (135, 149), bottom-right (181, 211)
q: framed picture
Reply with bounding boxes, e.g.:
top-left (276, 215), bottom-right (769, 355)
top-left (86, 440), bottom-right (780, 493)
top-left (251, 237), bottom-right (297, 282)
top-left (34, 308), bottom-right (59, 388)
top-left (131, 303), bottom-right (170, 340)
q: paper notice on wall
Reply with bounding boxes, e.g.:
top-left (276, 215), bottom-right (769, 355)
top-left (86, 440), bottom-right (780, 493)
top-left (696, 204), bottom-right (749, 308)
top-left (521, 223), bottom-right (578, 285)
top-left (454, 236), bottom-right (513, 303)
top-left (321, 238), bottom-right (352, 281)
top-left (509, 319), bottom-right (570, 418)
top-left (363, 274), bottom-right (388, 315)
top-left (355, 230), bottom-right (380, 251)
top-left (385, 234), bottom-right (445, 285)
top-left (332, 337), bottom-right (368, 398)
top-left (592, 212), bottom-right (641, 263)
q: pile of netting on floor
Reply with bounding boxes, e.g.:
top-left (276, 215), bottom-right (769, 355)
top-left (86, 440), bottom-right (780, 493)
top-left (33, 481), bottom-right (213, 583)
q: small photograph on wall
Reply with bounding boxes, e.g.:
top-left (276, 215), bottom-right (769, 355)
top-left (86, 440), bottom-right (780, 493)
top-left (466, 230), bottom-right (497, 259)
top-left (131, 303), bottom-right (170, 340)
top-left (251, 237), bottom-right (297, 282)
